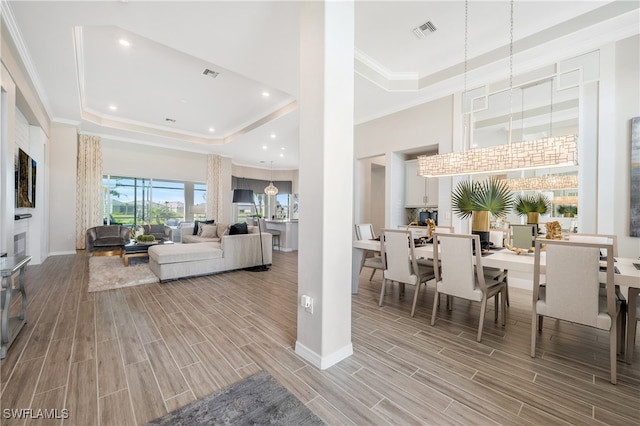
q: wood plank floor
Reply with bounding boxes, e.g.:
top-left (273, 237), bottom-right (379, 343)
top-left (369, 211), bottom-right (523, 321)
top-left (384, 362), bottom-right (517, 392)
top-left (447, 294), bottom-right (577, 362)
top-left (1, 251), bottom-right (639, 425)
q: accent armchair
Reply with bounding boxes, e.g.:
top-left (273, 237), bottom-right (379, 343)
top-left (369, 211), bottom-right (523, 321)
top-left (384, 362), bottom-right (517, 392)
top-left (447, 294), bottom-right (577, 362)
top-left (86, 225), bottom-right (131, 255)
top-left (141, 224), bottom-right (173, 241)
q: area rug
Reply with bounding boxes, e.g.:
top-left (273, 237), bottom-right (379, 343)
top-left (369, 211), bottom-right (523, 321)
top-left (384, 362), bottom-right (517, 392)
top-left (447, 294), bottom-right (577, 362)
top-left (146, 371), bottom-right (324, 426)
top-left (88, 256), bottom-right (158, 292)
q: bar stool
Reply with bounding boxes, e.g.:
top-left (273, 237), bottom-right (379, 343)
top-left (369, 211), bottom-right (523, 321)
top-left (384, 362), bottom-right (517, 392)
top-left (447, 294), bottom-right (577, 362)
top-left (270, 231), bottom-right (281, 250)
top-left (259, 219), bottom-right (281, 250)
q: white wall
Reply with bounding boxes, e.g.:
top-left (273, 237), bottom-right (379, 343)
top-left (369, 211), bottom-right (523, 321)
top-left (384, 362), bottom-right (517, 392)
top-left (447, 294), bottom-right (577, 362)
top-left (102, 139), bottom-right (208, 182)
top-left (355, 95), bottom-right (451, 160)
top-left (370, 163), bottom-right (385, 236)
top-left (612, 35), bottom-right (640, 257)
top-left (49, 124), bottom-right (78, 255)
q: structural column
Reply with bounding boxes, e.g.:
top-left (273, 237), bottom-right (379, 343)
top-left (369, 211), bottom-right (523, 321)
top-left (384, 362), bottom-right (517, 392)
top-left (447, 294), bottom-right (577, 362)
top-left (295, 1), bottom-right (354, 369)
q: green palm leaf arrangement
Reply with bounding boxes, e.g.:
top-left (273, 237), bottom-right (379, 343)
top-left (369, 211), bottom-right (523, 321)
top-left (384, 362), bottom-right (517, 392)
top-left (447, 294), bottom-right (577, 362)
top-left (556, 204), bottom-right (577, 217)
top-left (514, 193), bottom-right (551, 215)
top-left (452, 176), bottom-right (513, 219)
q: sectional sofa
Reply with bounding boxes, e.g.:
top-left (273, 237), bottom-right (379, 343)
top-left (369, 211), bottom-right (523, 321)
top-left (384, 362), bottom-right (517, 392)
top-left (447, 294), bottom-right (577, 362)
top-left (148, 224), bottom-right (272, 282)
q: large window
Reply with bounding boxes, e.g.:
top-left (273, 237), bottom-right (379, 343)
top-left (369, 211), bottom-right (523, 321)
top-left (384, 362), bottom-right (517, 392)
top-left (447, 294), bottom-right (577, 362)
top-left (231, 176), bottom-right (293, 222)
top-left (103, 175), bottom-right (203, 226)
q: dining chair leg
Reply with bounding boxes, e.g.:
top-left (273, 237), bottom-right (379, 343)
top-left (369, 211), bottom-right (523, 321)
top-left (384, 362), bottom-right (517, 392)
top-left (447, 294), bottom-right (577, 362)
top-left (626, 289), bottom-right (639, 363)
top-left (430, 290), bottom-right (439, 326)
top-left (379, 278), bottom-right (387, 307)
top-left (531, 311), bottom-right (538, 357)
top-left (410, 283), bottom-right (421, 317)
top-left (501, 287), bottom-right (507, 326)
top-left (477, 298), bottom-right (487, 342)
top-left (494, 294), bottom-right (499, 322)
top-left (369, 268), bottom-right (376, 281)
top-left (504, 275), bottom-right (510, 307)
top-left (616, 304), bottom-right (626, 354)
top-left (609, 322), bottom-right (617, 385)
top-left (538, 315), bottom-right (544, 331)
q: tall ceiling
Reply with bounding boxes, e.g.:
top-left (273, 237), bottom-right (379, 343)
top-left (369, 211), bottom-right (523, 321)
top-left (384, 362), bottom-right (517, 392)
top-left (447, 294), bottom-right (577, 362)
top-left (2, 1), bottom-right (638, 170)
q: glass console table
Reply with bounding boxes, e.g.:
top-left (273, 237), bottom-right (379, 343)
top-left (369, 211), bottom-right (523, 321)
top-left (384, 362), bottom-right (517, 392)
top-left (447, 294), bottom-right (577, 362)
top-left (1, 255), bottom-right (31, 359)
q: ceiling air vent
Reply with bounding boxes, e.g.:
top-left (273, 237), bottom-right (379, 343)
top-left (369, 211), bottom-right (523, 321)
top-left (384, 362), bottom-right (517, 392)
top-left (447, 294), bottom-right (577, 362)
top-left (412, 20), bottom-right (437, 39)
top-left (164, 118), bottom-right (176, 123)
top-left (202, 68), bottom-right (220, 78)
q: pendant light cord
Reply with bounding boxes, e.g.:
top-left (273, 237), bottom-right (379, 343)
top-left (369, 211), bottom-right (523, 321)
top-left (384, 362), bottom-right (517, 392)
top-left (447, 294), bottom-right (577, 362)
top-left (463, 0), bottom-right (469, 150)
top-left (508, 0), bottom-right (514, 145)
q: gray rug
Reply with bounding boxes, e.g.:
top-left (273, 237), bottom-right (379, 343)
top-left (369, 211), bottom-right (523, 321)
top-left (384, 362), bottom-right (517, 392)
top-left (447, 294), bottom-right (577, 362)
top-left (147, 371), bottom-right (324, 426)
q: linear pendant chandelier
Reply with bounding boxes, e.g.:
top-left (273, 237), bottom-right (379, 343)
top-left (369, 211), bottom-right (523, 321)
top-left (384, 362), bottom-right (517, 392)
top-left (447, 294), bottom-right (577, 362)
top-left (417, 135), bottom-right (578, 177)
top-left (417, 0), bottom-right (578, 178)
top-left (504, 173), bottom-right (578, 191)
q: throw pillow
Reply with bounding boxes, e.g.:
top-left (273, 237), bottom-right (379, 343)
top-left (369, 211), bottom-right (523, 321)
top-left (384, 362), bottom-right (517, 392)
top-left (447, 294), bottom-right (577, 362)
top-left (200, 224), bottom-right (218, 238)
top-left (229, 223), bottom-right (249, 235)
top-left (216, 223), bottom-right (229, 238)
top-left (193, 219), bottom-right (215, 235)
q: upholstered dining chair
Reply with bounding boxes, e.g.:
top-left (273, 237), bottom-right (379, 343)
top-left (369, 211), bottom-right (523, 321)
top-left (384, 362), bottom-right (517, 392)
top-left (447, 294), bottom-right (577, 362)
top-left (510, 224), bottom-right (537, 251)
top-left (568, 233), bottom-right (618, 257)
top-left (530, 238), bottom-right (624, 384)
top-left (379, 229), bottom-right (435, 317)
top-left (568, 233), bottom-right (624, 303)
top-left (355, 223), bottom-right (384, 281)
top-left (430, 233), bottom-right (508, 342)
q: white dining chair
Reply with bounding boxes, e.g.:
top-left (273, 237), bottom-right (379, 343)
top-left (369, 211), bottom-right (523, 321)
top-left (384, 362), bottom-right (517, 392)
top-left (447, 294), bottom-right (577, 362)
top-left (567, 233), bottom-right (618, 257)
top-left (379, 229), bottom-right (435, 317)
top-left (430, 233), bottom-right (508, 342)
top-left (355, 223), bottom-right (384, 281)
top-left (530, 238), bottom-right (624, 384)
top-left (568, 233), bottom-right (625, 304)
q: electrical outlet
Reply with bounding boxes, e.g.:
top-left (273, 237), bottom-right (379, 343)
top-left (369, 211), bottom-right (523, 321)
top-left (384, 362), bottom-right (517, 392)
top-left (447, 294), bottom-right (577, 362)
top-left (301, 295), bottom-right (313, 314)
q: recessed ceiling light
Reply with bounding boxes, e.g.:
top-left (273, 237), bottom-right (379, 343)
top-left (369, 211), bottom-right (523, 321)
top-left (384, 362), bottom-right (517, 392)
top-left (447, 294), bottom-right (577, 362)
top-left (262, 145), bottom-right (268, 150)
top-left (208, 127), bottom-right (215, 133)
top-left (280, 147), bottom-right (285, 150)
top-left (119, 39), bottom-right (131, 47)
top-left (109, 105), bottom-right (117, 111)
top-left (270, 133), bottom-right (276, 139)
top-left (262, 91), bottom-right (270, 97)
top-left (279, 153), bottom-right (284, 157)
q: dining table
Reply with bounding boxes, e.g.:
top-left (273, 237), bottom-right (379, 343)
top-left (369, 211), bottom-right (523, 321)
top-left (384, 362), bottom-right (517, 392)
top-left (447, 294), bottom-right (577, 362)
top-left (352, 239), bottom-right (640, 294)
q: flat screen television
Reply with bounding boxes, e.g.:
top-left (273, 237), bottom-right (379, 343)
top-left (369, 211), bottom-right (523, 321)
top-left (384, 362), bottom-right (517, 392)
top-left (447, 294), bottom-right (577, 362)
top-left (15, 148), bottom-right (36, 208)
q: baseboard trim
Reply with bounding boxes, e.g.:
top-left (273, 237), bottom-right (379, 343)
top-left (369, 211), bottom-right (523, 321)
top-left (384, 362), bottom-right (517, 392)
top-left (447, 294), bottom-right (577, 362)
top-left (49, 250), bottom-right (77, 256)
top-left (294, 341), bottom-right (353, 370)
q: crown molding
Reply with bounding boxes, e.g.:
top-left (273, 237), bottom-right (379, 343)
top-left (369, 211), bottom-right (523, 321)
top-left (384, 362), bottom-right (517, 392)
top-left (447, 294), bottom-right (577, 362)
top-left (0, 0), bottom-right (53, 118)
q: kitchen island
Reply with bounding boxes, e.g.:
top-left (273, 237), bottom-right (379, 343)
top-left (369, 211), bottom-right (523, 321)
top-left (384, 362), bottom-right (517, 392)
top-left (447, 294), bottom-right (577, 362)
top-left (264, 220), bottom-right (298, 252)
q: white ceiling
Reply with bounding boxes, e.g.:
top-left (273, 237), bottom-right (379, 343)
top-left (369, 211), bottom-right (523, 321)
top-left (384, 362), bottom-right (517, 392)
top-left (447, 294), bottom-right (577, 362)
top-left (2, 1), bottom-right (638, 170)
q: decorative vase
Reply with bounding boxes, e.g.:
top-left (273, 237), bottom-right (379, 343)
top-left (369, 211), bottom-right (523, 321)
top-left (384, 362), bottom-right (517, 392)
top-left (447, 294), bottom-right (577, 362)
top-left (471, 211), bottom-right (491, 250)
top-left (472, 210), bottom-right (490, 232)
top-left (527, 212), bottom-right (539, 224)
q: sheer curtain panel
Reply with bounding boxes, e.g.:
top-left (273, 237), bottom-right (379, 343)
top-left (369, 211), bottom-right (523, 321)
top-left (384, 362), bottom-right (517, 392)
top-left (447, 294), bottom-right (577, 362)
top-left (206, 154), bottom-right (223, 221)
top-left (76, 134), bottom-right (103, 249)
